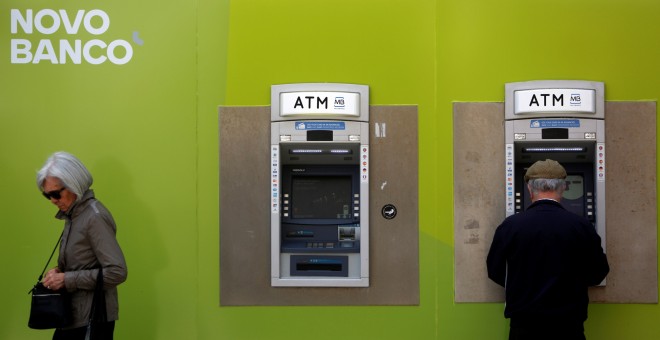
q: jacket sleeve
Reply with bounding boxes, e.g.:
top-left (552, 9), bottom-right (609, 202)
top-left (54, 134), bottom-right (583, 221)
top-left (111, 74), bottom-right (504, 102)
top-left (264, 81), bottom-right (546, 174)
top-left (64, 204), bottom-right (127, 291)
top-left (582, 223), bottom-right (609, 286)
top-left (487, 224), bottom-right (508, 287)
top-left (88, 209), bottom-right (128, 289)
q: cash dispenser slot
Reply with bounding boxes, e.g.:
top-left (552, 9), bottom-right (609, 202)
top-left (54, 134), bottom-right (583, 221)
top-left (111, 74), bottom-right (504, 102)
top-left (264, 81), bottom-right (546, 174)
top-left (290, 255), bottom-right (348, 277)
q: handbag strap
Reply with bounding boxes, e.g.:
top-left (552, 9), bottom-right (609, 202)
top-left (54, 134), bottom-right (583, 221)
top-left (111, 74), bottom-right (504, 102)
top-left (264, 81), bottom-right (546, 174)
top-left (38, 230), bottom-right (65, 281)
top-left (85, 268), bottom-right (106, 340)
top-left (88, 268), bottom-right (105, 319)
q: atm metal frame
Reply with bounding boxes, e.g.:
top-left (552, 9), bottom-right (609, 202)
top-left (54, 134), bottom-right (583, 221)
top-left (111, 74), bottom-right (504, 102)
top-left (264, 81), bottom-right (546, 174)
top-left (504, 80), bottom-right (606, 251)
top-left (270, 83), bottom-right (370, 287)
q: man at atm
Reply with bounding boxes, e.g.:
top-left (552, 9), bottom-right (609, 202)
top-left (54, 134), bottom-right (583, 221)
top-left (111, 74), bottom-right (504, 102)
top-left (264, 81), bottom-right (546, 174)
top-left (487, 159), bottom-right (609, 340)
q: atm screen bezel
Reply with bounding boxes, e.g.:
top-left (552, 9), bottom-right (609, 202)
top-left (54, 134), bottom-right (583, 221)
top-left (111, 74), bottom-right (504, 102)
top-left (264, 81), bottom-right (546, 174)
top-left (281, 164), bottom-right (360, 225)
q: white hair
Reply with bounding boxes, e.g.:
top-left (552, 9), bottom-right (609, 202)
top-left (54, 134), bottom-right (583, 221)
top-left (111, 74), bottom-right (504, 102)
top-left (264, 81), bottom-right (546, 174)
top-left (37, 152), bottom-right (93, 202)
top-left (527, 178), bottom-right (566, 196)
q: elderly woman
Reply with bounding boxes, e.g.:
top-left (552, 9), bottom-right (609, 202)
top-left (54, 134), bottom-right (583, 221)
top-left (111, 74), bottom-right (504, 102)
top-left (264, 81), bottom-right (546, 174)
top-left (38, 152), bottom-right (127, 340)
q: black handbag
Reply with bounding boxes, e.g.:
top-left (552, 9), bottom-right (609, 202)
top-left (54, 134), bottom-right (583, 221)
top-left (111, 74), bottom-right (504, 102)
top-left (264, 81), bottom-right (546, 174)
top-left (28, 231), bottom-right (72, 329)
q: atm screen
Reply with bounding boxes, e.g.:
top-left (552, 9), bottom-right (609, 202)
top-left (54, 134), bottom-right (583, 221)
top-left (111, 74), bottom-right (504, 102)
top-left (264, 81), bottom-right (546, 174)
top-left (518, 167), bottom-right (594, 222)
top-left (291, 175), bottom-right (352, 219)
top-left (562, 174), bottom-right (585, 217)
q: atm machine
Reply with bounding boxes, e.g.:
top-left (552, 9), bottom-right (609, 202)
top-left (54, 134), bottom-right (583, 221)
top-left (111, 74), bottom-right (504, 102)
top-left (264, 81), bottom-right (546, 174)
top-left (504, 80), bottom-right (606, 250)
top-left (270, 83), bottom-right (370, 287)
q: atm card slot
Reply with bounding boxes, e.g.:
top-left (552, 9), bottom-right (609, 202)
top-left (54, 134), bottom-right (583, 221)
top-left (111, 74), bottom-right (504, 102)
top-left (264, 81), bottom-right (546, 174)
top-left (286, 230), bottom-right (314, 238)
top-left (541, 128), bottom-right (569, 139)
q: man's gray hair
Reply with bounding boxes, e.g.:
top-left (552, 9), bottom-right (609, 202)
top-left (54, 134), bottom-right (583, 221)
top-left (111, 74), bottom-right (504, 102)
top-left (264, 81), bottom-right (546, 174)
top-left (37, 152), bottom-right (93, 202)
top-left (527, 178), bottom-right (566, 195)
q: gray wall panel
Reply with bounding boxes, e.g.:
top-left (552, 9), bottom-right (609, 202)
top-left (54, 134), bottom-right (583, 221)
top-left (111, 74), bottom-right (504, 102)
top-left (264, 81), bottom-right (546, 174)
top-left (453, 101), bottom-right (657, 303)
top-left (219, 105), bottom-right (419, 305)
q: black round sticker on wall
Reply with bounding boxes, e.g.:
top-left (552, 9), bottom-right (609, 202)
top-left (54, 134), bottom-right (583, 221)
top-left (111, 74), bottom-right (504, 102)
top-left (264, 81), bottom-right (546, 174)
top-left (381, 204), bottom-right (397, 219)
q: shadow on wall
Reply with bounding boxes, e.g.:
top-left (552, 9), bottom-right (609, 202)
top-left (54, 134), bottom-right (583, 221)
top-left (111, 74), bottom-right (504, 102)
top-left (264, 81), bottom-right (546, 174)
top-left (92, 157), bottom-right (167, 339)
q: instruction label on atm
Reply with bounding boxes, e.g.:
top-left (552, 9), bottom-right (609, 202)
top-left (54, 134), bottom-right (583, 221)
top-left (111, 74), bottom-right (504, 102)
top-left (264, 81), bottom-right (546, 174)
top-left (529, 119), bottom-right (580, 128)
top-left (295, 122), bottom-right (346, 130)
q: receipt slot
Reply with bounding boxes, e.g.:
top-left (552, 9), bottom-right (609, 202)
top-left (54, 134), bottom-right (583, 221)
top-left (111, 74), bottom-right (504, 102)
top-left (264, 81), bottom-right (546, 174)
top-left (271, 83), bottom-right (369, 287)
top-left (505, 80), bottom-right (606, 249)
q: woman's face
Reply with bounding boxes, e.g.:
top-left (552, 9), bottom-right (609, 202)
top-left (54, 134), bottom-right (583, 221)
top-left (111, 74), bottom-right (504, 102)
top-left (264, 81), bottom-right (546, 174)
top-left (42, 176), bottom-right (77, 213)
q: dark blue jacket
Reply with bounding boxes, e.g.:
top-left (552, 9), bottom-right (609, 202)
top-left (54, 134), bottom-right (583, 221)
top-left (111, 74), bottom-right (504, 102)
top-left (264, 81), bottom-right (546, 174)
top-left (487, 199), bottom-right (609, 328)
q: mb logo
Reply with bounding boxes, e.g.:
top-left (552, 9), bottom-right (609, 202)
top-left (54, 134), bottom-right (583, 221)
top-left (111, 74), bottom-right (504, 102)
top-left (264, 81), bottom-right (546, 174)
top-left (570, 93), bottom-right (582, 106)
top-left (334, 96), bottom-right (345, 109)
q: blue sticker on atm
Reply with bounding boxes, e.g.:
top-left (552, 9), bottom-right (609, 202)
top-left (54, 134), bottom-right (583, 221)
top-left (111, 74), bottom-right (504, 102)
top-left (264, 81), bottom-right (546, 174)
top-left (530, 119), bottom-right (580, 128)
top-left (295, 122), bottom-right (346, 130)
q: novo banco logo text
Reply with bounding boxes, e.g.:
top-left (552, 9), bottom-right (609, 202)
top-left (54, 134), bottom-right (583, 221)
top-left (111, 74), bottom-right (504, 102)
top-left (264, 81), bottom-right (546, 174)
top-left (10, 9), bottom-right (139, 65)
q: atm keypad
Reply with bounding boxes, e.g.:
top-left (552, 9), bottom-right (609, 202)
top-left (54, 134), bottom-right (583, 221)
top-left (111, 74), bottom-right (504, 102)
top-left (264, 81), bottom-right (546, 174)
top-left (282, 195), bottom-right (290, 217)
top-left (586, 192), bottom-right (595, 220)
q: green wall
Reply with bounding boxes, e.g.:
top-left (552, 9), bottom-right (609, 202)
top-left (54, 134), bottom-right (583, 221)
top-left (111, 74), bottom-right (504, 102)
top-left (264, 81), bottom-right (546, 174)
top-left (1, 0), bottom-right (658, 339)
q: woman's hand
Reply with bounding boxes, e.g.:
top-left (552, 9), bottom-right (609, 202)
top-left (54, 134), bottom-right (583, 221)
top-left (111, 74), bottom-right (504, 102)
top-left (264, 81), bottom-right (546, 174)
top-left (42, 267), bottom-right (66, 291)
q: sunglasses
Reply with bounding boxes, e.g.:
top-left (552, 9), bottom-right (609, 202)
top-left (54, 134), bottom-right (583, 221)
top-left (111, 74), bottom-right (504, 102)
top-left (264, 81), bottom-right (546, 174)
top-left (42, 187), bottom-right (66, 200)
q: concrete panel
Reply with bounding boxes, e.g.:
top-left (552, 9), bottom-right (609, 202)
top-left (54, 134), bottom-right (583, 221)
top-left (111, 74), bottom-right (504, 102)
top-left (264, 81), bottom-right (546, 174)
top-left (453, 102), bottom-right (506, 302)
top-left (590, 102), bottom-right (658, 303)
top-left (453, 101), bottom-right (657, 304)
top-left (219, 105), bottom-right (419, 305)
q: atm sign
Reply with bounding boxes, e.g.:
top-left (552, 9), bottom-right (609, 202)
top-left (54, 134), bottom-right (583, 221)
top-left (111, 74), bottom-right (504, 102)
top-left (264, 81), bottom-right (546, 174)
top-left (280, 91), bottom-right (360, 116)
top-left (514, 89), bottom-right (596, 115)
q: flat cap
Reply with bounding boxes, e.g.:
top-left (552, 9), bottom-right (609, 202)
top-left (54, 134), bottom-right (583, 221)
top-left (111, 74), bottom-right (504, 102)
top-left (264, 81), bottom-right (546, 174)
top-left (524, 159), bottom-right (567, 182)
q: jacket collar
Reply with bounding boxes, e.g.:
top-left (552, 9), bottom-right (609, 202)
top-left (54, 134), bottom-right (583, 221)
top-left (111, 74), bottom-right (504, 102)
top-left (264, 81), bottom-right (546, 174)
top-left (528, 198), bottom-right (565, 210)
top-left (55, 189), bottom-right (95, 220)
